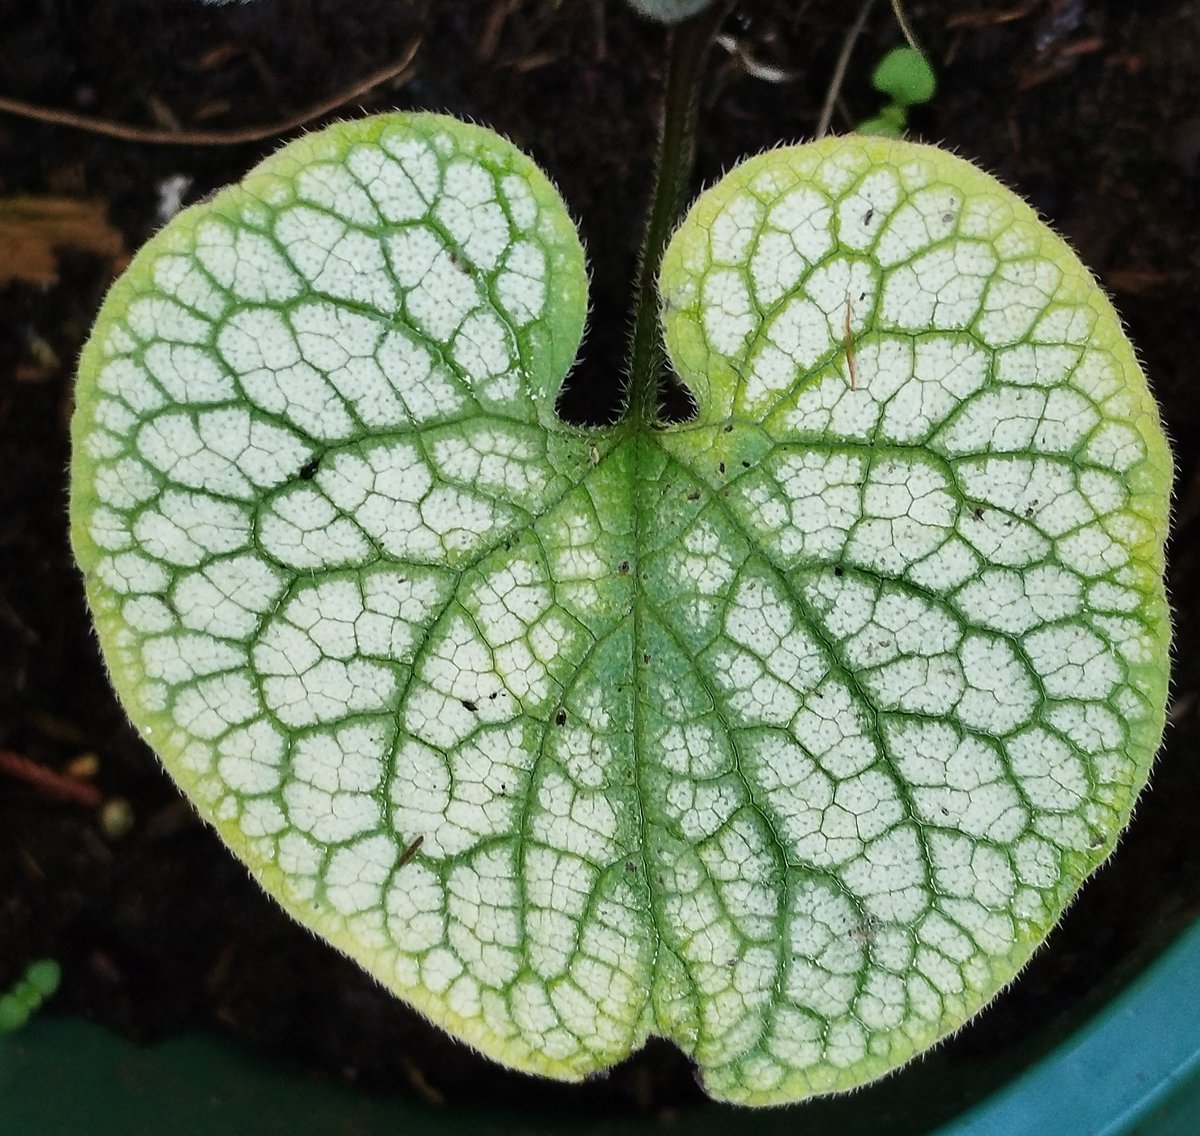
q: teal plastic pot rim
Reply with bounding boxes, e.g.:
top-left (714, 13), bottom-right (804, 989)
top-left (930, 913), bottom-right (1200, 1136)
top-left (3, 917), bottom-right (1200, 1135)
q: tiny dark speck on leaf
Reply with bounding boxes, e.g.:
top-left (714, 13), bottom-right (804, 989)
top-left (554, 708), bottom-right (567, 726)
top-left (298, 457), bottom-right (320, 480)
top-left (687, 488), bottom-right (701, 501)
top-left (625, 861), bottom-right (637, 872)
top-left (973, 506), bottom-right (985, 520)
top-left (833, 565), bottom-right (844, 577)
top-left (740, 460), bottom-right (750, 468)
top-left (718, 461), bottom-right (726, 474)
top-left (642, 652), bottom-right (651, 664)
top-left (723, 423), bottom-right (734, 433)
top-left (461, 699), bottom-right (478, 712)
top-left (617, 560), bottom-right (630, 575)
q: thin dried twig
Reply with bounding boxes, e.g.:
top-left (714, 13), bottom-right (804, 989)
top-left (396, 835), bottom-right (425, 869)
top-left (715, 34), bottom-right (800, 83)
top-left (816, 0), bottom-right (878, 139)
top-left (947, 2), bottom-right (1040, 30)
top-left (0, 38), bottom-right (422, 146)
top-left (477, 0), bottom-right (516, 63)
top-left (843, 296), bottom-right (858, 391)
top-left (0, 750), bottom-right (103, 809)
top-left (889, 0), bottom-right (922, 53)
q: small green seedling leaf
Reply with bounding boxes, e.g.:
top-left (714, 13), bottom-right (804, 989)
top-left (0, 959), bottom-right (61, 1033)
top-left (70, 117), bottom-right (1170, 1106)
top-left (23, 959), bottom-right (62, 999)
top-left (872, 46), bottom-right (937, 107)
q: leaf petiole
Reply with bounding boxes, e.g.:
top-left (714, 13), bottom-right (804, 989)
top-left (626, 0), bottom-right (733, 425)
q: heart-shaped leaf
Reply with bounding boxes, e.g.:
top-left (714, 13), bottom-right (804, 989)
top-left (70, 116), bottom-right (1171, 1106)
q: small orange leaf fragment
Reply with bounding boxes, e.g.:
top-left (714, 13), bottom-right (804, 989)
top-left (0, 196), bottom-right (125, 286)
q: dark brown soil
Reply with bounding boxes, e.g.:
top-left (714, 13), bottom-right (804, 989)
top-left (2, 0), bottom-right (1199, 1121)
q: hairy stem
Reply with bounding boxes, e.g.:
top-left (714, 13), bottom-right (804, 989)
top-left (626, 0), bottom-right (733, 425)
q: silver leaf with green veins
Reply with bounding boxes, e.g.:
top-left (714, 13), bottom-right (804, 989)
top-left (70, 114), bottom-right (1171, 1106)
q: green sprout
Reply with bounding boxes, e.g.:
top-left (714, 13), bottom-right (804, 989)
top-left (858, 46), bottom-right (938, 138)
top-left (0, 959), bottom-right (62, 1033)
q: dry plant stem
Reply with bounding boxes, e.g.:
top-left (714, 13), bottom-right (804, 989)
top-left (816, 0), bottom-right (878, 140)
top-left (0, 750), bottom-right (103, 809)
top-left (889, 0), bottom-right (922, 52)
top-left (396, 834), bottom-right (425, 868)
top-left (947, 2), bottom-right (1041, 30)
top-left (0, 39), bottom-right (421, 146)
